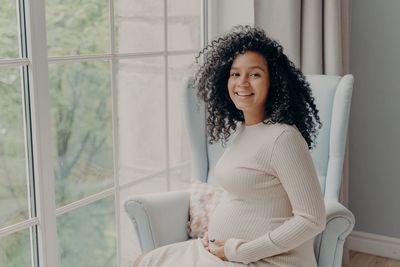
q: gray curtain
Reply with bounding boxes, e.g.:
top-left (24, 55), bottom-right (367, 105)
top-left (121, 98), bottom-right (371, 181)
top-left (254, 0), bottom-right (351, 75)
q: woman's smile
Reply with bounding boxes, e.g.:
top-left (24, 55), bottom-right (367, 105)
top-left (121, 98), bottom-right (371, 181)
top-left (234, 91), bottom-right (254, 99)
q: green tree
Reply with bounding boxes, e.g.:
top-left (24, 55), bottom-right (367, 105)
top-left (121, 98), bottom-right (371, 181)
top-left (0, 70), bottom-right (31, 267)
top-left (0, 0), bottom-right (19, 59)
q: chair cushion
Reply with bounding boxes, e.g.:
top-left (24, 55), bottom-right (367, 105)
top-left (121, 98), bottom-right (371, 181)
top-left (187, 181), bottom-right (225, 238)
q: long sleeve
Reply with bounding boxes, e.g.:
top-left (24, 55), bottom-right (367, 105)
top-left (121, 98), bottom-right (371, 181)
top-left (224, 127), bottom-right (326, 264)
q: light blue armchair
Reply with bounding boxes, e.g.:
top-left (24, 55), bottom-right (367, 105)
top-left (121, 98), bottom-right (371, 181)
top-left (124, 75), bottom-right (355, 267)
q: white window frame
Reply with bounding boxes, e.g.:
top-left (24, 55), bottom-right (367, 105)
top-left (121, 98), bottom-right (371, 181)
top-left (0, 0), bottom-right (209, 266)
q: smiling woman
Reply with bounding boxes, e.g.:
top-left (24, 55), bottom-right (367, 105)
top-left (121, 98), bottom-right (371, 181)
top-left (133, 25), bottom-right (325, 267)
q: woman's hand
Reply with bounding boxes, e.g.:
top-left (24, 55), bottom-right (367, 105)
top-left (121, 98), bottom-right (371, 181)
top-left (202, 231), bottom-right (209, 249)
top-left (209, 240), bottom-right (228, 261)
top-left (213, 240), bottom-right (227, 261)
top-left (202, 232), bottom-right (227, 261)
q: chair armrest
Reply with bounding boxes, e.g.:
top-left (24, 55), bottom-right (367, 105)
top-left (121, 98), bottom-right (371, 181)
top-left (316, 198), bottom-right (355, 267)
top-left (124, 190), bottom-right (190, 253)
top-left (325, 198), bottom-right (355, 226)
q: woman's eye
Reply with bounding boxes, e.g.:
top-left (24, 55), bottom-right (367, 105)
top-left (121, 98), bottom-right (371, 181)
top-left (250, 73), bottom-right (260, 78)
top-left (230, 73), bottom-right (239, 77)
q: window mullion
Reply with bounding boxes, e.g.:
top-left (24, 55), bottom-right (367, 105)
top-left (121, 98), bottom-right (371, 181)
top-left (25, 0), bottom-right (59, 267)
top-left (164, 0), bottom-right (171, 191)
top-left (201, 0), bottom-right (208, 48)
top-left (17, 0), bottom-right (38, 266)
top-left (108, 0), bottom-right (122, 264)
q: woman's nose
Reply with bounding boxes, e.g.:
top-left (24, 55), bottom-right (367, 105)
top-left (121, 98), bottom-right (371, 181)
top-left (238, 76), bottom-right (249, 86)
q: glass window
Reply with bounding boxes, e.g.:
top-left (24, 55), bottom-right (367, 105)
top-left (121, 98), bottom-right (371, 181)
top-left (168, 0), bottom-right (201, 51)
top-left (46, 0), bottom-right (110, 56)
top-left (57, 197), bottom-right (116, 267)
top-left (117, 57), bottom-right (166, 185)
top-left (0, 0), bottom-right (203, 266)
top-left (167, 55), bottom-right (193, 168)
top-left (0, 229), bottom-right (32, 267)
top-left (115, 0), bottom-right (164, 53)
top-left (0, 0), bottom-right (20, 59)
top-left (48, 61), bottom-right (114, 207)
top-left (0, 68), bottom-right (29, 228)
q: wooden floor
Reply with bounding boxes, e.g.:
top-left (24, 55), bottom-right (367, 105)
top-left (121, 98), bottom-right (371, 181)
top-left (344, 251), bottom-right (400, 267)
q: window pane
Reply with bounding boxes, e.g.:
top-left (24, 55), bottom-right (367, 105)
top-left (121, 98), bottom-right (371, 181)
top-left (57, 197), bottom-right (116, 267)
top-left (0, 68), bottom-right (29, 228)
top-left (0, 229), bottom-right (32, 267)
top-left (120, 175), bottom-right (167, 267)
top-left (168, 0), bottom-right (201, 51)
top-left (168, 55), bottom-right (193, 168)
top-left (46, 0), bottom-right (110, 56)
top-left (48, 62), bottom-right (114, 207)
top-left (169, 165), bottom-right (191, 191)
top-left (115, 0), bottom-right (164, 53)
top-left (0, 0), bottom-right (19, 59)
top-left (117, 57), bottom-right (166, 185)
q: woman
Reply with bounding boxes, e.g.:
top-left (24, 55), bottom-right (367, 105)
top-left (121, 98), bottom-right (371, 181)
top-left (134, 25), bottom-right (326, 267)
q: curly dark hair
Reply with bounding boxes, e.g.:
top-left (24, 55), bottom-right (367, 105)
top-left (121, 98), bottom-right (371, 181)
top-left (193, 25), bottom-right (321, 149)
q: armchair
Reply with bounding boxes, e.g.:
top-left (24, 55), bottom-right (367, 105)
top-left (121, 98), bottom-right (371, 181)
top-left (124, 74), bottom-right (355, 267)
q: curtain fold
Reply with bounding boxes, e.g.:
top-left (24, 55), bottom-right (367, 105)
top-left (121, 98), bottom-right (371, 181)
top-left (301, 0), bottom-right (323, 74)
top-left (254, 0), bottom-right (351, 76)
top-left (255, 0), bottom-right (302, 66)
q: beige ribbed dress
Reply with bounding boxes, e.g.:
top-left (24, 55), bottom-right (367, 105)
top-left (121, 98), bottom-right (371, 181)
top-left (139, 122), bottom-right (326, 267)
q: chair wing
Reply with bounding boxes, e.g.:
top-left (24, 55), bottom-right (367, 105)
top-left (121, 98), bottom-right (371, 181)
top-left (307, 75), bottom-right (354, 199)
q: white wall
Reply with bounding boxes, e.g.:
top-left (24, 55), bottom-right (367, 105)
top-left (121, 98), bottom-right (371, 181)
top-left (349, 0), bottom-right (400, 238)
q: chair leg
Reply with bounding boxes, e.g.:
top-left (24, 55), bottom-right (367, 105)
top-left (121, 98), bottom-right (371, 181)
top-left (342, 241), bottom-right (350, 265)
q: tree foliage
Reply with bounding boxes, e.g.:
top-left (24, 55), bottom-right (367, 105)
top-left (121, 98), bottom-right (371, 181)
top-left (0, 0), bottom-right (19, 59)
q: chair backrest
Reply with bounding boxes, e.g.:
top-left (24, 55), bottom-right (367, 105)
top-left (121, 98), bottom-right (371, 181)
top-left (183, 74), bottom-right (354, 201)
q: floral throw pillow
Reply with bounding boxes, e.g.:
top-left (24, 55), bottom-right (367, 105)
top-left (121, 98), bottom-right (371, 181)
top-left (187, 180), bottom-right (225, 238)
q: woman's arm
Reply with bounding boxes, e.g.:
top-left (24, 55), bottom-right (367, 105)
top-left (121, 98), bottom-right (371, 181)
top-left (223, 127), bottom-right (326, 264)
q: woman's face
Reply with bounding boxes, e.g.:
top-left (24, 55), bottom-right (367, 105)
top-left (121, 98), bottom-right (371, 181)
top-left (227, 51), bottom-right (270, 122)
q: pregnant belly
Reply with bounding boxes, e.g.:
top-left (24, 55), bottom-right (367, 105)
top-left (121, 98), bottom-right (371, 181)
top-left (207, 198), bottom-right (272, 241)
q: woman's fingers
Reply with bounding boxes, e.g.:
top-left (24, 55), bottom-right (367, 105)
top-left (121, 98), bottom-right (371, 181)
top-left (214, 240), bottom-right (225, 246)
top-left (207, 239), bottom-right (227, 261)
top-left (214, 246), bottom-right (227, 261)
top-left (202, 231), bottom-right (209, 247)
